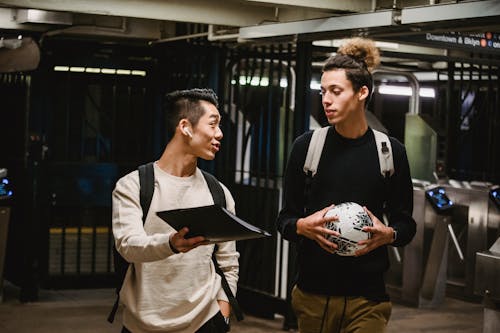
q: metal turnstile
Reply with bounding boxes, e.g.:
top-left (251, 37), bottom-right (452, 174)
top-left (475, 237), bottom-right (500, 333)
top-left (387, 182), bottom-right (459, 308)
top-left (474, 185), bottom-right (500, 333)
top-left (387, 180), bottom-right (500, 308)
top-left (442, 182), bottom-right (494, 301)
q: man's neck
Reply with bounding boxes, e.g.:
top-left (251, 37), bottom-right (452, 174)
top-left (335, 114), bottom-right (368, 139)
top-left (157, 139), bottom-right (197, 177)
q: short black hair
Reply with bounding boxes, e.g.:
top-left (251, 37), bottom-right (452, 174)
top-left (164, 88), bottom-right (219, 136)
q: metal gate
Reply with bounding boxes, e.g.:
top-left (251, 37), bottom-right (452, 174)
top-left (216, 44), bottom-right (298, 317)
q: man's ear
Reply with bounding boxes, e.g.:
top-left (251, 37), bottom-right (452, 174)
top-left (358, 86), bottom-right (370, 101)
top-left (179, 119), bottom-right (193, 138)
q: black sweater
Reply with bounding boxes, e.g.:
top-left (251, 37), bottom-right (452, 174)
top-left (277, 126), bottom-right (416, 301)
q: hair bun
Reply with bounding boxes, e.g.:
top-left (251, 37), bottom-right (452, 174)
top-left (337, 37), bottom-right (380, 72)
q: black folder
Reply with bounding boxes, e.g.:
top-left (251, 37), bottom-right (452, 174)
top-left (156, 205), bottom-right (272, 243)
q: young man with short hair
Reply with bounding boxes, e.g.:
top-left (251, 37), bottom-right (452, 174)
top-left (112, 88), bottom-right (239, 333)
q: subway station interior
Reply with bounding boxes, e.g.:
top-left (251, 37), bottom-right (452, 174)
top-left (0, 0), bottom-right (499, 332)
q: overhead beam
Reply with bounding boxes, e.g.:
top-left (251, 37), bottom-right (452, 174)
top-left (401, 0), bottom-right (500, 24)
top-left (0, 0), bottom-right (281, 27)
top-left (239, 10), bottom-right (396, 39)
top-left (0, 7), bottom-right (46, 31)
top-left (244, 0), bottom-right (372, 12)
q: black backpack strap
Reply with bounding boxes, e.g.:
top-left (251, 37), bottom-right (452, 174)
top-left (138, 162), bottom-right (155, 223)
top-left (212, 245), bottom-right (244, 321)
top-left (107, 293), bottom-right (120, 323)
top-left (201, 170), bottom-right (243, 321)
top-left (108, 162), bottom-right (155, 324)
top-left (201, 170), bottom-right (226, 208)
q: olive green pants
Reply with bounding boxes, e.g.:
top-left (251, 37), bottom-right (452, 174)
top-left (291, 286), bottom-right (392, 333)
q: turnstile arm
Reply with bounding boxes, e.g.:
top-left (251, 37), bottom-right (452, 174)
top-left (447, 222), bottom-right (465, 261)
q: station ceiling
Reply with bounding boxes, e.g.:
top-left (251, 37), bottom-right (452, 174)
top-left (0, 1), bottom-right (498, 40)
top-left (1, 0), bottom-right (500, 69)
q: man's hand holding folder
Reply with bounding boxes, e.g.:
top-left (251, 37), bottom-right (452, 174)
top-left (157, 205), bottom-right (272, 243)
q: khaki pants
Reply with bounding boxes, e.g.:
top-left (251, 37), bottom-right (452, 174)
top-left (291, 286), bottom-right (391, 333)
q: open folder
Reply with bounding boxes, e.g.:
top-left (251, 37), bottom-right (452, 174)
top-left (156, 205), bottom-right (272, 243)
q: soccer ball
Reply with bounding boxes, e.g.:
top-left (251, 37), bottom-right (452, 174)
top-left (324, 202), bottom-right (373, 256)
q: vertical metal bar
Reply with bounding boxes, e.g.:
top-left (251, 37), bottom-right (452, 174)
top-left (255, 93), bottom-right (264, 184)
top-left (225, 50), bottom-right (238, 183)
top-left (294, 42), bottom-right (312, 138)
top-left (264, 48), bottom-right (275, 285)
top-left (61, 226), bottom-right (66, 275)
top-left (468, 58), bottom-right (474, 180)
top-left (65, 72), bottom-right (71, 160)
top-left (229, 52), bottom-right (238, 182)
top-left (495, 65), bottom-right (500, 182)
top-left (283, 43), bottom-right (293, 173)
top-left (254, 48), bottom-right (267, 186)
top-left (80, 93), bottom-right (85, 161)
top-left (112, 84), bottom-right (117, 161)
top-left (265, 44), bottom-right (275, 189)
top-left (76, 223), bottom-right (82, 274)
top-left (446, 61), bottom-right (456, 178)
top-left (23, 74), bottom-right (31, 169)
top-left (238, 54), bottom-right (246, 183)
top-left (91, 223), bottom-right (97, 274)
top-left (486, 62), bottom-right (493, 179)
top-left (277, 44), bottom-right (292, 300)
top-left (275, 44), bottom-right (284, 188)
top-left (241, 51), bottom-right (256, 184)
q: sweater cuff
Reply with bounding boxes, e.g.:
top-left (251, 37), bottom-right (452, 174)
top-left (284, 218), bottom-right (300, 242)
top-left (169, 237), bottom-right (179, 253)
top-left (216, 288), bottom-right (229, 302)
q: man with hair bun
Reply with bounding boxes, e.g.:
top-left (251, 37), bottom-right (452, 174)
top-left (112, 88), bottom-right (239, 333)
top-left (277, 38), bottom-right (416, 332)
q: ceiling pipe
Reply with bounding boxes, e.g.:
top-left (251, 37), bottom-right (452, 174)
top-left (148, 32), bottom-right (208, 44)
top-left (207, 24), bottom-right (238, 41)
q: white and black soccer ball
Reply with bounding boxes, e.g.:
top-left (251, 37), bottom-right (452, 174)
top-left (324, 202), bottom-right (373, 256)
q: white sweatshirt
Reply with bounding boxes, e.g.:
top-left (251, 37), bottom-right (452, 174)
top-left (112, 163), bottom-right (239, 333)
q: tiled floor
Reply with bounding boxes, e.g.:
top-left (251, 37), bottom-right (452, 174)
top-left (0, 281), bottom-right (485, 332)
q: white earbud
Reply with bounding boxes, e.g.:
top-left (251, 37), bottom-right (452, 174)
top-left (183, 127), bottom-right (193, 138)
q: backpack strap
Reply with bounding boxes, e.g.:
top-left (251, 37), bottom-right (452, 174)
top-left (372, 129), bottom-right (394, 178)
top-left (304, 127), bottom-right (394, 179)
top-left (302, 127), bottom-right (329, 214)
top-left (303, 127), bottom-right (329, 177)
top-left (212, 244), bottom-right (244, 321)
top-left (201, 170), bottom-right (244, 321)
top-left (138, 162), bottom-right (155, 222)
top-left (201, 170), bottom-right (227, 208)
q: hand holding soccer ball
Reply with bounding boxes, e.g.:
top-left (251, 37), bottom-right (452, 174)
top-left (323, 202), bottom-right (373, 256)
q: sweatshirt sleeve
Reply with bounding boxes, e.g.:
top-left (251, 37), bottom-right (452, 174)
top-left (276, 133), bottom-right (310, 243)
top-left (215, 183), bottom-right (240, 301)
top-left (386, 140), bottom-right (417, 247)
top-left (112, 171), bottom-right (176, 263)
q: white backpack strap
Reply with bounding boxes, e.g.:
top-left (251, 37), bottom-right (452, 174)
top-left (303, 127), bottom-right (329, 177)
top-left (373, 129), bottom-right (394, 178)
